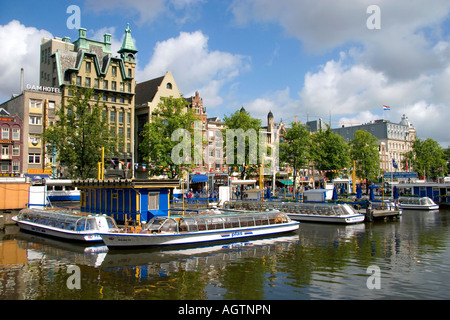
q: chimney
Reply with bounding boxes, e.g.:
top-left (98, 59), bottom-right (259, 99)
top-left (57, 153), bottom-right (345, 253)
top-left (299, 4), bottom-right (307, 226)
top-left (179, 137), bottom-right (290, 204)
top-left (20, 68), bottom-right (24, 93)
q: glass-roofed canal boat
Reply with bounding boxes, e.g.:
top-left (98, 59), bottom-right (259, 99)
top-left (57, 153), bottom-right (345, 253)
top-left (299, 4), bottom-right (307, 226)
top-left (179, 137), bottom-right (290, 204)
top-left (12, 208), bottom-right (119, 242)
top-left (100, 209), bottom-right (300, 249)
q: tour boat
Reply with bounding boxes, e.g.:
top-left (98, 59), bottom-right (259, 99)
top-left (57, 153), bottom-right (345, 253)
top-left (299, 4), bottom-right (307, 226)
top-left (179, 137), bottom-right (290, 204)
top-left (12, 208), bottom-right (119, 242)
top-left (224, 201), bottom-right (365, 224)
top-left (398, 196), bottom-right (439, 210)
top-left (100, 209), bottom-right (300, 248)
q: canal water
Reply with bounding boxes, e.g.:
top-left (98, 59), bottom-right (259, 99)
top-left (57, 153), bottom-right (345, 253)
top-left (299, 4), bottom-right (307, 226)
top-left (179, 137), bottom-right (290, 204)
top-left (1, 208), bottom-right (450, 300)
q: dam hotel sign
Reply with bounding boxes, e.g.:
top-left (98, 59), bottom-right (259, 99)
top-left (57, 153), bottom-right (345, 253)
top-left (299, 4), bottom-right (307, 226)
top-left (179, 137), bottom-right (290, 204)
top-left (26, 84), bottom-right (61, 94)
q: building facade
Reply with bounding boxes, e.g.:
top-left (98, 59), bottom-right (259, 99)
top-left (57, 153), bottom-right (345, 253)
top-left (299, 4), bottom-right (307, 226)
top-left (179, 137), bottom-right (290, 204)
top-left (0, 89), bottom-right (61, 177)
top-left (332, 114), bottom-right (416, 172)
top-left (0, 108), bottom-right (23, 176)
top-left (39, 25), bottom-right (137, 172)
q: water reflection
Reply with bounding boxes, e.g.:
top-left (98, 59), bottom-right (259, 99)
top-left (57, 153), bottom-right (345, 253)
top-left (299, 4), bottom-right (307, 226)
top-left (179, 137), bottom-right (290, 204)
top-left (1, 209), bottom-right (450, 300)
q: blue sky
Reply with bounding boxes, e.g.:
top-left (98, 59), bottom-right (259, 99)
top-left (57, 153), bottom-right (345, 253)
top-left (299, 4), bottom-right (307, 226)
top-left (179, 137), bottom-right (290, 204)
top-left (2, 0), bottom-right (450, 146)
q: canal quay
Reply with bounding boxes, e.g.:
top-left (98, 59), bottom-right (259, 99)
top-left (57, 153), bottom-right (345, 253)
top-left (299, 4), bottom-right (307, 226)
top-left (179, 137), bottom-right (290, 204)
top-left (1, 206), bottom-right (450, 301)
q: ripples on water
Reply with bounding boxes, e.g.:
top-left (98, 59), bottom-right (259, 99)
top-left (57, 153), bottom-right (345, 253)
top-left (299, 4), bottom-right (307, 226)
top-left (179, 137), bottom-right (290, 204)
top-left (1, 209), bottom-right (450, 300)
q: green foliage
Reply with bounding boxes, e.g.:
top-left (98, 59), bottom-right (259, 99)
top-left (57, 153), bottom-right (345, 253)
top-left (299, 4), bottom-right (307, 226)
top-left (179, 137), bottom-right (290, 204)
top-left (404, 138), bottom-right (447, 179)
top-left (310, 127), bottom-right (350, 180)
top-left (139, 96), bottom-right (198, 178)
top-left (349, 130), bottom-right (380, 184)
top-left (223, 108), bottom-right (262, 178)
top-left (42, 85), bottom-right (118, 179)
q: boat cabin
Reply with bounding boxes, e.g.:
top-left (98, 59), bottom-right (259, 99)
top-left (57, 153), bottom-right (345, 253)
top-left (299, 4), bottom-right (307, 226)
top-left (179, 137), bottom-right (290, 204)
top-left (17, 208), bottom-right (117, 232)
top-left (73, 179), bottom-right (180, 224)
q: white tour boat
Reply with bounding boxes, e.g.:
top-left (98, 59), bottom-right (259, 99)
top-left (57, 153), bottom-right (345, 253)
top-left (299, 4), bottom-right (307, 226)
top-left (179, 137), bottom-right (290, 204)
top-left (100, 209), bottom-right (300, 248)
top-left (398, 197), bottom-right (439, 210)
top-left (12, 208), bottom-right (119, 242)
top-left (225, 201), bottom-right (365, 224)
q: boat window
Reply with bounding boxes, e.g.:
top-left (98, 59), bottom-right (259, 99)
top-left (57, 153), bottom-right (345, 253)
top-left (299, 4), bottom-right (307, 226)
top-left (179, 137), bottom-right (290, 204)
top-left (204, 217), bottom-right (225, 230)
top-left (159, 219), bottom-right (177, 232)
top-left (85, 218), bottom-right (97, 231)
top-left (239, 216), bottom-right (255, 227)
top-left (196, 218), bottom-right (207, 231)
top-left (145, 217), bottom-right (167, 232)
top-left (224, 216), bottom-right (240, 228)
top-left (183, 218), bottom-right (198, 232)
top-left (105, 216), bottom-right (117, 229)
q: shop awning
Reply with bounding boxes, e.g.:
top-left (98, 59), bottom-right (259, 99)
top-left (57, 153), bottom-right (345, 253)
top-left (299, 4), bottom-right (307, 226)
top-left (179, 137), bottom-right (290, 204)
top-left (279, 180), bottom-right (293, 185)
top-left (191, 174), bottom-right (208, 183)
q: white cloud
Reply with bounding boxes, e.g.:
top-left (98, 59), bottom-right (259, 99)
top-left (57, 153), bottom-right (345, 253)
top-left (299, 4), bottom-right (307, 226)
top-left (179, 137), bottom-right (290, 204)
top-left (0, 20), bottom-right (52, 101)
top-left (136, 30), bottom-right (251, 108)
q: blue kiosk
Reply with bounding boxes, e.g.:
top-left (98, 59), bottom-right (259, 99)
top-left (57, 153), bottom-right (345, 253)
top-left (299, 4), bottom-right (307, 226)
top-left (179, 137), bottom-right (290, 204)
top-left (73, 179), bottom-right (180, 224)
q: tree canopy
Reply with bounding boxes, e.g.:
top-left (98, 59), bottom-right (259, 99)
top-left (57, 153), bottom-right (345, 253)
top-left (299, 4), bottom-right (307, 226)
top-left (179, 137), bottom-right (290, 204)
top-left (139, 96), bottom-right (198, 179)
top-left (404, 138), bottom-right (447, 180)
top-left (349, 130), bottom-right (380, 188)
top-left (42, 86), bottom-right (118, 179)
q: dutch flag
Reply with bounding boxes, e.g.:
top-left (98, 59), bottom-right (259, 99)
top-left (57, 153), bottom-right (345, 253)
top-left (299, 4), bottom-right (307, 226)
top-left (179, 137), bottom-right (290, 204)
top-left (383, 105), bottom-right (390, 111)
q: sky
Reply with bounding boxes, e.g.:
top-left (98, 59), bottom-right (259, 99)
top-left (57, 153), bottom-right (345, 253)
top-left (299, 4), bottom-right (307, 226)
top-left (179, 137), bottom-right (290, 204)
top-left (1, 0), bottom-right (450, 146)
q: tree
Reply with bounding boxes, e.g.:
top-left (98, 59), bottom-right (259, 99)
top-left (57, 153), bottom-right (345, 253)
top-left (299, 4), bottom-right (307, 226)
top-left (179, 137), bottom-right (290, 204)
top-left (279, 122), bottom-right (311, 196)
top-left (42, 85), bottom-right (118, 179)
top-left (349, 130), bottom-right (380, 191)
top-left (310, 126), bottom-right (350, 181)
top-left (223, 108), bottom-right (262, 180)
top-left (404, 138), bottom-right (447, 180)
top-left (139, 96), bottom-right (198, 179)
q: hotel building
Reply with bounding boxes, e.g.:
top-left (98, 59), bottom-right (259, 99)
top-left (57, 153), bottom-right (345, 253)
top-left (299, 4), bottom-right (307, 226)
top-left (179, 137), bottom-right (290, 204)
top-left (39, 25), bottom-right (137, 172)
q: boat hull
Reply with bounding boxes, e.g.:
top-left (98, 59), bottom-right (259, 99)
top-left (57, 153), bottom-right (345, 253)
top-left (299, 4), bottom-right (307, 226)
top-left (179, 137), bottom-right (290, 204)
top-left (101, 222), bottom-right (300, 248)
top-left (399, 204), bottom-right (439, 210)
top-left (12, 217), bottom-right (103, 242)
top-left (287, 213), bottom-right (365, 224)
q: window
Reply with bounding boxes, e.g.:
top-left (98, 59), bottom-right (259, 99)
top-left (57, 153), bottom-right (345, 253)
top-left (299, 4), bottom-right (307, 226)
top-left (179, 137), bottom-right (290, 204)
top-left (29, 116), bottom-right (42, 125)
top-left (112, 81), bottom-right (117, 91)
top-left (85, 77), bottom-right (91, 87)
top-left (103, 80), bottom-right (108, 89)
top-left (2, 127), bottom-right (9, 139)
top-left (110, 110), bottom-right (116, 123)
top-left (148, 192), bottom-right (159, 210)
top-left (128, 82), bottom-right (132, 92)
top-left (48, 101), bottom-right (55, 109)
top-left (12, 128), bottom-right (20, 141)
top-left (2, 146), bottom-right (9, 156)
top-left (1, 162), bottom-right (8, 173)
top-left (29, 99), bottom-right (42, 109)
top-left (120, 82), bottom-right (124, 92)
top-left (166, 83), bottom-right (172, 89)
top-left (111, 96), bottom-right (116, 102)
top-left (12, 161), bottom-right (19, 172)
top-left (12, 145), bottom-right (20, 156)
top-left (86, 62), bottom-right (91, 73)
top-left (118, 111), bottom-right (124, 123)
top-left (112, 66), bottom-right (117, 77)
top-left (103, 95), bottom-right (108, 102)
top-left (94, 78), bottom-right (99, 88)
top-left (29, 154), bottom-right (41, 164)
top-left (76, 76), bottom-right (82, 86)
top-left (128, 68), bottom-right (132, 77)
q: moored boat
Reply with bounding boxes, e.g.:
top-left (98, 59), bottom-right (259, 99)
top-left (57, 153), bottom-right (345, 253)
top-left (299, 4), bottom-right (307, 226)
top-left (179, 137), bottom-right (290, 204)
top-left (12, 208), bottom-right (119, 242)
top-left (225, 201), bottom-right (365, 224)
top-left (100, 209), bottom-right (300, 248)
top-left (398, 196), bottom-right (439, 210)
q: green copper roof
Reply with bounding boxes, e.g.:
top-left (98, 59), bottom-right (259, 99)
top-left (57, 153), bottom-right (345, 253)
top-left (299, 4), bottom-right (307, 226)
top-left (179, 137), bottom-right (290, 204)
top-left (119, 23), bottom-right (137, 53)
